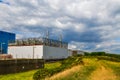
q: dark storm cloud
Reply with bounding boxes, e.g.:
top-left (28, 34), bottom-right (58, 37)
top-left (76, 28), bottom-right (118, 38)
top-left (63, 29), bottom-right (102, 43)
top-left (0, 0), bottom-right (120, 53)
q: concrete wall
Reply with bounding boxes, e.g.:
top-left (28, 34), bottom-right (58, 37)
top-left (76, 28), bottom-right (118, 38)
top-left (8, 45), bottom-right (43, 59)
top-left (43, 46), bottom-right (68, 59)
top-left (8, 45), bottom-right (68, 59)
top-left (0, 59), bottom-right (44, 74)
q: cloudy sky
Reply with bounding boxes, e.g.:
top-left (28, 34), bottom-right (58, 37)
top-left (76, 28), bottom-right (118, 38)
top-left (0, 0), bottom-right (120, 53)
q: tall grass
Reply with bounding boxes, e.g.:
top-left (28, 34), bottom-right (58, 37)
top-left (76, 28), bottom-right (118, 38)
top-left (33, 56), bottom-right (83, 80)
top-left (103, 61), bottom-right (120, 80)
top-left (46, 65), bottom-right (82, 80)
top-left (0, 62), bottom-right (61, 80)
top-left (47, 58), bottom-right (98, 80)
top-left (47, 57), bottom-right (120, 80)
top-left (45, 62), bottom-right (61, 69)
top-left (1, 56), bottom-right (120, 80)
top-left (0, 70), bottom-right (38, 80)
top-left (59, 65), bottom-right (96, 80)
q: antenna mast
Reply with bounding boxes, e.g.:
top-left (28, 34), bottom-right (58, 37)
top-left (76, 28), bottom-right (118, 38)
top-left (46, 30), bottom-right (49, 39)
top-left (59, 34), bottom-right (62, 47)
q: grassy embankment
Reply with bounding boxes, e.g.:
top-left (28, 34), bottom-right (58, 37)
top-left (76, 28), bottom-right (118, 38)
top-left (0, 56), bottom-right (120, 80)
top-left (0, 62), bottom-right (61, 80)
top-left (46, 58), bottom-right (97, 80)
top-left (46, 57), bottom-right (120, 80)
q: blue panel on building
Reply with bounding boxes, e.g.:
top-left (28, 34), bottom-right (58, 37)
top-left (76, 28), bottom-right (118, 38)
top-left (0, 31), bottom-right (15, 54)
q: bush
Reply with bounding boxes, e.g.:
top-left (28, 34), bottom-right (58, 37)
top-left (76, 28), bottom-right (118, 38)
top-left (84, 52), bottom-right (90, 56)
top-left (97, 56), bottom-right (120, 62)
top-left (33, 56), bottom-right (83, 80)
top-left (33, 68), bottom-right (49, 80)
top-left (91, 52), bottom-right (106, 56)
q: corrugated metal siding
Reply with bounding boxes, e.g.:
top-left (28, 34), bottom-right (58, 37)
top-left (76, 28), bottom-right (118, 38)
top-left (0, 31), bottom-right (15, 54)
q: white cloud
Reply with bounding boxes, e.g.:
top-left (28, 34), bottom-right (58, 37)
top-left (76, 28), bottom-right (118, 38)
top-left (26, 19), bottom-right (38, 25)
top-left (0, 0), bottom-right (120, 53)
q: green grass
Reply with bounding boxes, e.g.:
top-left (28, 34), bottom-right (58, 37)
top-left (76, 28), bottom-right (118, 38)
top-left (33, 57), bottom-right (83, 80)
top-left (57, 58), bottom-right (98, 80)
top-left (0, 62), bottom-right (61, 80)
top-left (47, 57), bottom-right (120, 80)
top-left (1, 56), bottom-right (120, 80)
top-left (103, 60), bottom-right (120, 80)
top-left (45, 62), bottom-right (61, 69)
top-left (58, 65), bottom-right (96, 80)
top-left (0, 70), bottom-right (38, 80)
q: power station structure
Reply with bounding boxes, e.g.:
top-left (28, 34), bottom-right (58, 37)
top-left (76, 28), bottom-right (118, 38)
top-left (8, 37), bottom-right (68, 59)
top-left (0, 31), bottom-right (15, 54)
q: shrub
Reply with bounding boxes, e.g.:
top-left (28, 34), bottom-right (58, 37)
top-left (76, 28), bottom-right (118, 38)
top-left (33, 56), bottom-right (83, 80)
top-left (97, 56), bottom-right (120, 62)
top-left (91, 52), bottom-right (106, 56)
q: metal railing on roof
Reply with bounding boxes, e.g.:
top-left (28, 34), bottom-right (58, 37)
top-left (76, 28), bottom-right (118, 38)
top-left (9, 37), bottom-right (68, 48)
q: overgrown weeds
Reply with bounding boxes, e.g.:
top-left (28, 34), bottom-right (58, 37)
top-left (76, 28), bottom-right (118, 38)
top-left (33, 56), bottom-right (83, 80)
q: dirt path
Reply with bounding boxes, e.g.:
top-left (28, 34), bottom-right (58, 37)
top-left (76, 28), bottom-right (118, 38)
top-left (90, 65), bottom-right (117, 80)
top-left (45, 65), bottom-right (82, 80)
top-left (45, 58), bottom-right (119, 80)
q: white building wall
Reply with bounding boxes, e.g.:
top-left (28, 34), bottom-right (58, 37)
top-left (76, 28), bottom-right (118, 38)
top-left (8, 45), bottom-right (43, 59)
top-left (43, 46), bottom-right (68, 59)
top-left (8, 45), bottom-right (68, 59)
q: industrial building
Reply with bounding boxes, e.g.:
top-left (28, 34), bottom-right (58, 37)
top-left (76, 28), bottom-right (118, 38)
top-left (0, 31), bottom-right (15, 54)
top-left (68, 49), bottom-right (85, 56)
top-left (8, 38), bottom-right (68, 59)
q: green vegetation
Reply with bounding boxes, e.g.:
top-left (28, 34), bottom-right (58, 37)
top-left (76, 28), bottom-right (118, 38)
top-left (84, 52), bottom-right (120, 60)
top-left (33, 52), bottom-right (120, 80)
top-left (0, 52), bottom-right (120, 80)
top-left (46, 57), bottom-right (120, 80)
top-left (60, 58), bottom-right (98, 80)
top-left (45, 62), bottom-right (61, 69)
top-left (103, 60), bottom-right (120, 80)
top-left (0, 70), bottom-right (38, 80)
top-left (33, 57), bottom-right (83, 80)
top-left (0, 62), bottom-right (60, 80)
top-left (57, 66), bottom-right (96, 80)
top-left (57, 63), bottom-right (97, 80)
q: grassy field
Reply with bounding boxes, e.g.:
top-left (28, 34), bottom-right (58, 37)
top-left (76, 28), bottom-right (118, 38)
top-left (0, 70), bottom-right (37, 80)
top-left (0, 62), bottom-right (61, 80)
top-left (46, 58), bottom-right (120, 80)
top-left (0, 57), bottom-right (120, 80)
top-left (45, 62), bottom-right (61, 69)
